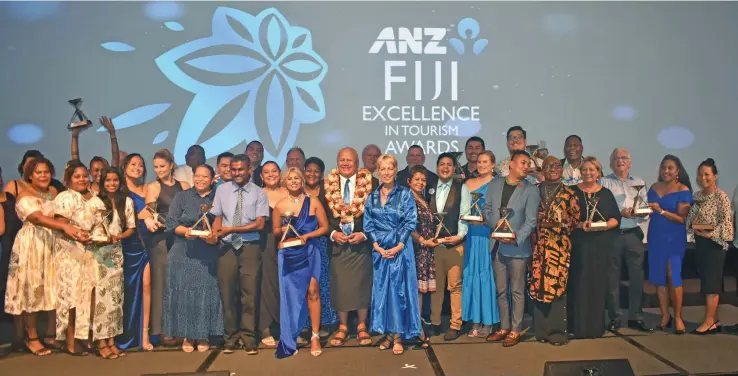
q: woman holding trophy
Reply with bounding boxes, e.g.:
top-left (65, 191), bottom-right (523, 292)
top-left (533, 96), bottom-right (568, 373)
top-left (568, 157), bottom-right (621, 339)
top-left (529, 156), bottom-right (580, 345)
top-left (87, 167), bottom-right (136, 358)
top-left (686, 158), bottom-right (733, 334)
top-left (163, 164), bottom-right (223, 352)
top-left (364, 154), bottom-right (421, 355)
top-left (272, 167), bottom-right (328, 358)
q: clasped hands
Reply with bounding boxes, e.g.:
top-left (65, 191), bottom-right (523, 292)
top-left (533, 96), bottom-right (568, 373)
top-left (331, 231), bottom-right (366, 245)
top-left (374, 244), bottom-right (402, 259)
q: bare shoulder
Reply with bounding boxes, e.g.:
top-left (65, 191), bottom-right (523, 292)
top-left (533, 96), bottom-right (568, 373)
top-left (678, 183), bottom-right (690, 192)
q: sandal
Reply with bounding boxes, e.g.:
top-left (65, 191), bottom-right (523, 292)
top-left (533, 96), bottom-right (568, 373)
top-left (197, 341), bottom-right (210, 352)
top-left (261, 336), bottom-right (277, 347)
top-left (97, 345), bottom-right (119, 359)
top-left (392, 337), bottom-right (404, 355)
top-left (110, 345), bottom-right (127, 357)
top-left (310, 332), bottom-right (322, 357)
top-left (357, 326), bottom-right (373, 346)
top-left (182, 340), bottom-right (195, 353)
top-left (419, 334), bottom-right (430, 349)
top-left (25, 337), bottom-right (52, 356)
top-left (42, 334), bottom-right (60, 349)
top-left (142, 328), bottom-right (154, 351)
top-left (63, 341), bottom-right (89, 357)
top-left (378, 336), bottom-right (393, 351)
top-left (330, 328), bottom-right (349, 346)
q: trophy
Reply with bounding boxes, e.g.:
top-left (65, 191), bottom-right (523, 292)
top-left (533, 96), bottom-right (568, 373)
top-left (491, 207), bottom-right (516, 239)
top-left (691, 196), bottom-right (715, 232)
top-left (460, 192), bottom-right (484, 222)
top-left (145, 202), bottom-right (166, 226)
top-left (585, 196), bottom-right (607, 228)
top-left (449, 151), bottom-right (465, 180)
top-left (433, 212), bottom-right (453, 240)
top-left (189, 204), bottom-right (213, 237)
top-left (542, 199), bottom-right (565, 228)
top-left (526, 141), bottom-right (549, 171)
top-left (630, 185), bottom-right (652, 215)
top-left (67, 98), bottom-right (92, 130)
top-left (279, 211), bottom-right (306, 248)
top-left (90, 210), bottom-right (112, 243)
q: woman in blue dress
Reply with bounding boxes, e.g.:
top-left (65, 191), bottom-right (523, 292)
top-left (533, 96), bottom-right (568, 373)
top-left (364, 154), bottom-right (421, 356)
top-left (117, 153), bottom-right (154, 351)
top-left (164, 164), bottom-right (224, 352)
top-left (272, 167), bottom-right (328, 358)
top-left (303, 157), bottom-right (339, 336)
top-left (462, 151), bottom-right (500, 338)
top-left (647, 155), bottom-right (693, 334)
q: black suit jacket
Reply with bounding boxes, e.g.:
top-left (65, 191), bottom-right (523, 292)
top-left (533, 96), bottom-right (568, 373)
top-left (397, 166), bottom-right (438, 203)
top-left (320, 175), bottom-right (379, 236)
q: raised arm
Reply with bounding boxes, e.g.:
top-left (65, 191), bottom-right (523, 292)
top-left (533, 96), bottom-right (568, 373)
top-left (71, 128), bottom-right (81, 161)
top-left (99, 116), bottom-right (120, 168)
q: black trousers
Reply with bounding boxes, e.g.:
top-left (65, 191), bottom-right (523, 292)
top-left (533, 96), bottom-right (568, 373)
top-left (533, 294), bottom-right (568, 344)
top-left (217, 242), bottom-right (261, 348)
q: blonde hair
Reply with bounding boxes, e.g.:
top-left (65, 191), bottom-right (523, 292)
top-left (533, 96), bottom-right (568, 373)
top-left (280, 167), bottom-right (305, 187)
top-left (583, 156), bottom-right (603, 179)
top-left (377, 154), bottom-right (398, 170)
top-left (479, 150), bottom-right (496, 164)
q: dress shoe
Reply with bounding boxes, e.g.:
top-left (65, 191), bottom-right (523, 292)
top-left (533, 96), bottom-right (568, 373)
top-left (691, 322), bottom-right (721, 335)
top-left (607, 320), bottom-right (621, 331)
top-left (485, 330), bottom-right (509, 342)
top-left (444, 329), bottom-right (461, 341)
top-left (502, 332), bottom-right (521, 347)
top-left (628, 320), bottom-right (654, 333)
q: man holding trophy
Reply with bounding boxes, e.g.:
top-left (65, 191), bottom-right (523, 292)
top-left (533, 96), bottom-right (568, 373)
top-left (211, 154), bottom-right (270, 354)
top-left (600, 148), bottom-right (653, 332)
top-left (483, 151), bottom-right (540, 347)
top-left (424, 153), bottom-right (471, 341)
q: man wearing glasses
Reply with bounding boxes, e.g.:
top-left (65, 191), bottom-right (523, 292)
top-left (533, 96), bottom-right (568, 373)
top-left (495, 126), bottom-right (543, 184)
top-left (599, 148), bottom-right (653, 332)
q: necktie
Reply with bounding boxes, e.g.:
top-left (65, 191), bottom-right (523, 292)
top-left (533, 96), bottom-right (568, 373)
top-left (231, 188), bottom-right (244, 249)
top-left (342, 179), bottom-right (352, 235)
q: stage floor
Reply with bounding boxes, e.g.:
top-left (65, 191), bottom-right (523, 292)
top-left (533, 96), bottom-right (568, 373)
top-left (2, 305), bottom-right (738, 376)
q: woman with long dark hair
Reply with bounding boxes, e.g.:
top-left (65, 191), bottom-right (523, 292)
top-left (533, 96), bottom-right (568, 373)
top-left (0, 165), bottom-right (25, 352)
top-left (647, 154), bottom-right (693, 334)
top-left (88, 167), bottom-right (136, 358)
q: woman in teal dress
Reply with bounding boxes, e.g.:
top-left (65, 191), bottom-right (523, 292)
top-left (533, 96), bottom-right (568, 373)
top-left (647, 155), bottom-right (693, 334)
top-left (462, 151), bottom-right (500, 338)
top-left (364, 154), bottom-right (421, 356)
top-left (273, 167), bottom-right (329, 358)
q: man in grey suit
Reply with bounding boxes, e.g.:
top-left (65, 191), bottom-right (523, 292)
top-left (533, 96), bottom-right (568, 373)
top-left (483, 150), bottom-right (540, 347)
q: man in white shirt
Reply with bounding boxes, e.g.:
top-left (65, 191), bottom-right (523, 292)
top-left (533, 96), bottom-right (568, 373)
top-left (561, 135), bottom-right (584, 185)
top-left (173, 144), bottom-right (205, 186)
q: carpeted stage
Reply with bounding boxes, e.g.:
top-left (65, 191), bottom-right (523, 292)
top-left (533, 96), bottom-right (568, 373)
top-left (2, 305), bottom-right (738, 376)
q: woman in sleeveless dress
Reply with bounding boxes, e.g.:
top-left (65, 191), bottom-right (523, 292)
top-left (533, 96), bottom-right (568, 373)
top-left (303, 157), bottom-right (339, 337)
top-left (273, 167), bottom-right (328, 358)
top-left (5, 157), bottom-right (85, 355)
top-left (142, 149), bottom-right (188, 346)
top-left (259, 161), bottom-right (288, 347)
top-left (0, 166), bottom-right (25, 351)
top-left (647, 155), bottom-right (693, 334)
top-left (462, 151), bottom-right (500, 338)
top-left (116, 153), bottom-right (154, 350)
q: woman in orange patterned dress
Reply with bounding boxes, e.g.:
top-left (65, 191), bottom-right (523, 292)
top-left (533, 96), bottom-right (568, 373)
top-left (529, 156), bottom-right (580, 346)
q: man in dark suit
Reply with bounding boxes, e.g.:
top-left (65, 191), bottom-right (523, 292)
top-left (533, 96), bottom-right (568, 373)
top-left (397, 145), bottom-right (438, 202)
top-left (320, 147), bottom-right (378, 347)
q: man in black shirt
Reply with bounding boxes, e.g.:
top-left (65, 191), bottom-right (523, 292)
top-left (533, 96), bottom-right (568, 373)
top-left (461, 136), bottom-right (485, 180)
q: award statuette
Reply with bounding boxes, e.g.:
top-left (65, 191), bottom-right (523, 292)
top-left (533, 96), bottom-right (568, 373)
top-left (278, 211), bottom-right (306, 248)
top-left (91, 210), bottom-right (112, 243)
top-left (460, 192), bottom-right (484, 222)
top-left (67, 98), bottom-right (92, 130)
top-left (691, 196), bottom-right (715, 232)
top-left (189, 204), bottom-right (213, 237)
top-left (491, 207), bottom-right (516, 239)
top-left (585, 196), bottom-right (608, 228)
top-left (630, 185), bottom-right (652, 215)
top-left (542, 199), bottom-right (565, 228)
top-left (433, 212), bottom-right (452, 240)
top-left (449, 151), bottom-right (465, 180)
top-left (146, 202), bottom-right (166, 225)
top-left (526, 141), bottom-right (549, 171)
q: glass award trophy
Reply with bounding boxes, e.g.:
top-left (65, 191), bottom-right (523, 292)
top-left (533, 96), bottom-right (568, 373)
top-left (189, 204), bottom-right (213, 237)
top-left (585, 196), bottom-right (607, 228)
top-left (279, 211), bottom-right (306, 248)
top-left (90, 210), bottom-right (112, 243)
top-left (460, 192), bottom-right (484, 222)
top-left (491, 207), bottom-right (516, 239)
top-left (67, 98), bottom-right (92, 130)
top-left (630, 185), bottom-right (652, 215)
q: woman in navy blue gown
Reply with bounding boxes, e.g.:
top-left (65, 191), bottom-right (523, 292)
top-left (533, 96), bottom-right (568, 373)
top-left (117, 154), bottom-right (154, 351)
top-left (272, 167), bottom-right (328, 358)
top-left (364, 154), bottom-right (421, 355)
top-left (647, 155), bottom-right (693, 334)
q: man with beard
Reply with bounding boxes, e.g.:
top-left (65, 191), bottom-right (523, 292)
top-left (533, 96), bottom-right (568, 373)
top-left (245, 141), bottom-right (264, 187)
top-left (461, 137), bottom-right (485, 180)
top-left (322, 147), bottom-right (378, 347)
top-left (495, 126), bottom-right (543, 184)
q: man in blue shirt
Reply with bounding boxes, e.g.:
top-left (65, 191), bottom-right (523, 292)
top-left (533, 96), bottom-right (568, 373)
top-left (600, 148), bottom-right (653, 332)
top-left (212, 154), bottom-right (270, 354)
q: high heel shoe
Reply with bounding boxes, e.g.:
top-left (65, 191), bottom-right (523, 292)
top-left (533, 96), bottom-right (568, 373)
top-left (310, 332), bottom-right (322, 357)
top-left (658, 317), bottom-right (673, 331)
top-left (691, 321), bottom-right (721, 335)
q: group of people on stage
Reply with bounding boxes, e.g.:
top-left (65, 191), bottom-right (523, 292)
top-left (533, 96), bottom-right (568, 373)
top-left (0, 120), bottom-right (736, 360)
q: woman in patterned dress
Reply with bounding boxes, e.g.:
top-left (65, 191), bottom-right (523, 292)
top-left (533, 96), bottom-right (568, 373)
top-left (303, 157), bottom-right (339, 337)
top-left (53, 161), bottom-right (100, 356)
top-left (88, 167), bottom-right (136, 358)
top-left (407, 165), bottom-right (435, 348)
top-left (0, 165), bottom-right (25, 352)
top-left (529, 156), bottom-right (580, 346)
top-left (164, 164), bottom-right (223, 352)
top-left (5, 157), bottom-right (85, 356)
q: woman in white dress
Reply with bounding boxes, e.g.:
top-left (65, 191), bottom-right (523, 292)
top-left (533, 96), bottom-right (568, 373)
top-left (4, 157), bottom-right (85, 356)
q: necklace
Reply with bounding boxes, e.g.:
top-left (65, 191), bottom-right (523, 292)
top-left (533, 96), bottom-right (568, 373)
top-left (543, 182), bottom-right (562, 208)
top-left (381, 187), bottom-right (392, 198)
top-left (36, 188), bottom-right (52, 201)
top-left (288, 193), bottom-right (304, 204)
